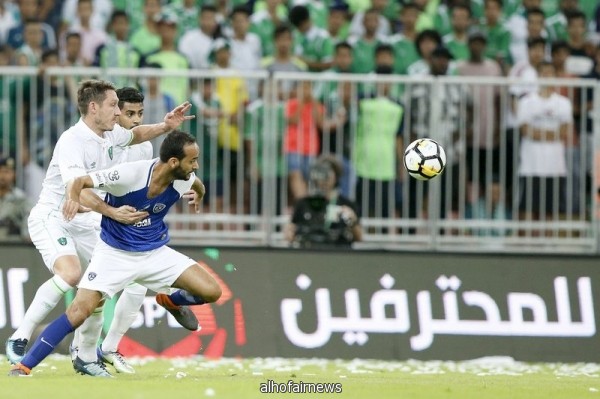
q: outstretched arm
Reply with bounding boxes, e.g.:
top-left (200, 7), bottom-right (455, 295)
top-left (129, 101), bottom-right (195, 145)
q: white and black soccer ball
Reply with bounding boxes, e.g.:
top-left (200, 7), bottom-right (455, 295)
top-left (403, 138), bottom-right (446, 181)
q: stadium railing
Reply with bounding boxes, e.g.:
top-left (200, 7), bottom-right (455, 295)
top-left (0, 66), bottom-right (598, 253)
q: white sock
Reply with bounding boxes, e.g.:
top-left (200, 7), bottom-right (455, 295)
top-left (101, 283), bottom-right (147, 353)
top-left (77, 306), bottom-right (104, 362)
top-left (71, 327), bottom-right (81, 350)
top-left (10, 275), bottom-right (72, 341)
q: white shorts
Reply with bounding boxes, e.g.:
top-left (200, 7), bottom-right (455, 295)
top-left (28, 204), bottom-right (100, 272)
top-left (78, 240), bottom-right (196, 298)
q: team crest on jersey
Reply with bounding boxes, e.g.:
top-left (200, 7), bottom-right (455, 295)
top-left (88, 272), bottom-right (97, 281)
top-left (108, 146), bottom-right (113, 160)
top-left (153, 203), bottom-right (166, 213)
top-left (57, 237), bottom-right (67, 246)
top-left (108, 170), bottom-right (119, 181)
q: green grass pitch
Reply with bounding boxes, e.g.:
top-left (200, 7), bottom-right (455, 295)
top-left (2, 355), bottom-right (598, 399)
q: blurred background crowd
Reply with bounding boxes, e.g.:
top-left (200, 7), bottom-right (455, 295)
top-left (0, 0), bottom-right (600, 250)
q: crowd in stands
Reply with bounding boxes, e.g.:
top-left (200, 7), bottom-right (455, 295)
top-left (1, 0), bottom-right (600, 242)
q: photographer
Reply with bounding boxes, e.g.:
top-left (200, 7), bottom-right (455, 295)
top-left (285, 155), bottom-right (362, 248)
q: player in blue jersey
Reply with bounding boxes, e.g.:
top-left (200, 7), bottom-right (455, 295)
top-left (9, 131), bottom-right (222, 377)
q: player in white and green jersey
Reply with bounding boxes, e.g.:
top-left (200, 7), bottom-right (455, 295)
top-left (5, 80), bottom-right (194, 376)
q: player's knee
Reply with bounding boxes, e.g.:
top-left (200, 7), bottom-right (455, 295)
top-left (58, 270), bottom-right (81, 287)
top-left (53, 261), bottom-right (82, 287)
top-left (123, 283), bottom-right (147, 296)
top-left (65, 301), bottom-right (94, 328)
top-left (203, 281), bottom-right (222, 303)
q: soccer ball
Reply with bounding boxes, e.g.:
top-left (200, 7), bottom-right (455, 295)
top-left (403, 138), bottom-right (446, 181)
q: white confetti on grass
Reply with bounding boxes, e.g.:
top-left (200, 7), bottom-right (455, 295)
top-left (8, 354), bottom-right (599, 380)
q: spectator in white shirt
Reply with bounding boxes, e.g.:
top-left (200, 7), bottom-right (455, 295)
top-left (178, 4), bottom-right (220, 69)
top-left (516, 61), bottom-right (573, 223)
top-left (62, 0), bottom-right (107, 65)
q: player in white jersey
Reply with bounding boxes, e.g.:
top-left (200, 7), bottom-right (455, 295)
top-left (9, 131), bottom-right (221, 377)
top-left (68, 87), bottom-right (174, 374)
top-left (5, 80), bottom-right (194, 376)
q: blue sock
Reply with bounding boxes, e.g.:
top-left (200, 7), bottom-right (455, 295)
top-left (168, 290), bottom-right (206, 306)
top-left (21, 314), bottom-right (74, 370)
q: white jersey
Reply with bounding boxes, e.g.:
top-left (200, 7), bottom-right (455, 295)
top-left (116, 142), bottom-right (154, 163)
top-left (517, 92), bottom-right (573, 177)
top-left (36, 119), bottom-right (133, 211)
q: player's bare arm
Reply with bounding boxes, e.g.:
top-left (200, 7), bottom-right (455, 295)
top-left (63, 176), bottom-right (94, 221)
top-left (183, 178), bottom-right (206, 213)
top-left (129, 102), bottom-right (195, 145)
top-left (79, 189), bottom-right (149, 225)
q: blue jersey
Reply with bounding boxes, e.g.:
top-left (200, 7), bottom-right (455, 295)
top-left (89, 159), bottom-right (195, 251)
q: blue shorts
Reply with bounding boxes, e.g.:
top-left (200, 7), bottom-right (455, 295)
top-left (286, 153), bottom-right (314, 180)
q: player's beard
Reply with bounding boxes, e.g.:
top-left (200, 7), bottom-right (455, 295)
top-left (173, 166), bottom-right (190, 180)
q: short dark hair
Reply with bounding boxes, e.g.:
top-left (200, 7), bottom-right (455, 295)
top-left (527, 37), bottom-right (546, 49)
top-left (65, 32), bottom-right (81, 42)
top-left (451, 3), bottom-right (471, 16)
top-left (116, 87), bottom-right (144, 109)
top-left (415, 29), bottom-right (442, 57)
top-left (200, 4), bottom-right (217, 14)
top-left (110, 10), bottom-right (128, 23)
top-left (230, 4), bottom-right (251, 19)
top-left (159, 131), bottom-right (197, 162)
top-left (566, 10), bottom-right (586, 24)
top-left (484, 0), bottom-right (503, 7)
top-left (335, 41), bottom-right (352, 53)
top-left (41, 49), bottom-right (58, 63)
top-left (375, 43), bottom-right (394, 57)
top-left (274, 24), bottom-right (292, 40)
top-left (551, 40), bottom-right (570, 55)
top-left (526, 7), bottom-right (545, 19)
top-left (289, 5), bottom-right (310, 28)
top-left (77, 80), bottom-right (116, 116)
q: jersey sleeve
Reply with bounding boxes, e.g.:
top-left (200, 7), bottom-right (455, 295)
top-left (108, 124), bottom-right (135, 148)
top-left (173, 172), bottom-right (196, 197)
top-left (89, 161), bottom-right (146, 196)
top-left (57, 135), bottom-right (88, 184)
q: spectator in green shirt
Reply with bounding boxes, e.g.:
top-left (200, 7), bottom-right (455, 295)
top-left (163, 0), bottom-right (201, 40)
top-left (390, 2), bottom-right (421, 74)
top-left (349, 8), bottom-right (386, 74)
top-left (250, 0), bottom-right (286, 58)
top-left (129, 0), bottom-right (161, 57)
top-left (546, 0), bottom-right (579, 42)
top-left (94, 11), bottom-right (141, 88)
top-left (442, 3), bottom-right (471, 61)
top-left (354, 65), bottom-right (405, 220)
top-left (187, 78), bottom-right (226, 209)
top-left (480, 0), bottom-right (511, 71)
top-left (244, 82), bottom-right (286, 214)
top-left (327, 1), bottom-right (351, 44)
top-left (289, 4), bottom-right (334, 71)
top-left (144, 11), bottom-right (190, 105)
